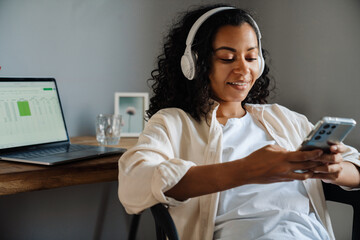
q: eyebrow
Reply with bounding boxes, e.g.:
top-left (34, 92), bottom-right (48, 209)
top-left (213, 46), bottom-right (258, 52)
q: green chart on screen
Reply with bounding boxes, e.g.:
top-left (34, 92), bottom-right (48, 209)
top-left (17, 101), bottom-right (32, 116)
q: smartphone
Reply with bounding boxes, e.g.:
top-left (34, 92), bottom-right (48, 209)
top-left (299, 117), bottom-right (356, 153)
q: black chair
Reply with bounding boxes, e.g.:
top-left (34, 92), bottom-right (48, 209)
top-left (128, 182), bottom-right (360, 240)
top-left (322, 182), bottom-right (360, 240)
top-left (128, 204), bottom-right (178, 240)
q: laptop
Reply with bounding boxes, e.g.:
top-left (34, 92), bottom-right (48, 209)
top-left (0, 77), bottom-right (126, 165)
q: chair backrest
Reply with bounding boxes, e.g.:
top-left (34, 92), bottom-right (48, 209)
top-left (129, 182), bottom-right (360, 240)
top-left (127, 204), bottom-right (178, 240)
top-left (150, 204), bottom-right (179, 240)
top-left (322, 181), bottom-right (360, 240)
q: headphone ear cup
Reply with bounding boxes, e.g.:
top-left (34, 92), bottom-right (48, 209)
top-left (257, 55), bottom-right (265, 79)
top-left (181, 50), bottom-right (196, 80)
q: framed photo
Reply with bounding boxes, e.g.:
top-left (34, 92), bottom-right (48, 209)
top-left (114, 92), bottom-right (149, 137)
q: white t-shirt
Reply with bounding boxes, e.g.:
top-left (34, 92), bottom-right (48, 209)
top-left (214, 112), bottom-right (329, 240)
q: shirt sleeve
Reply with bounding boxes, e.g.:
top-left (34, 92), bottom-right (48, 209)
top-left (337, 144), bottom-right (360, 191)
top-left (118, 113), bottom-right (196, 214)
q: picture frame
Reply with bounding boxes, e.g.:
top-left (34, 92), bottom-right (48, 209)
top-left (114, 92), bottom-right (149, 137)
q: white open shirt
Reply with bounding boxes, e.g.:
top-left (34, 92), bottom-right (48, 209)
top-left (214, 112), bottom-right (329, 240)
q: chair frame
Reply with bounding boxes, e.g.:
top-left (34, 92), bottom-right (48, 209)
top-left (322, 181), bottom-right (360, 240)
top-left (129, 182), bottom-right (360, 240)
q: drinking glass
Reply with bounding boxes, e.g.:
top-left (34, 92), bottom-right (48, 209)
top-left (96, 114), bottom-right (122, 145)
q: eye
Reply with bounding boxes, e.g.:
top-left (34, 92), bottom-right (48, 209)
top-left (220, 58), bottom-right (235, 63)
top-left (246, 57), bottom-right (257, 62)
top-left (217, 55), bottom-right (236, 63)
top-left (214, 51), bottom-right (236, 63)
top-left (246, 50), bottom-right (259, 62)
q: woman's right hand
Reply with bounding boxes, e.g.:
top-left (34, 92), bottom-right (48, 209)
top-left (237, 145), bottom-right (324, 184)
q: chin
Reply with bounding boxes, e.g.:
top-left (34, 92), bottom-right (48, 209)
top-left (224, 98), bottom-right (247, 103)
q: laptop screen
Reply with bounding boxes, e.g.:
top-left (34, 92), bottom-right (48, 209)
top-left (0, 79), bottom-right (68, 149)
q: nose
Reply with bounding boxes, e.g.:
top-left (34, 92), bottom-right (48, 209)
top-left (232, 58), bottom-right (250, 75)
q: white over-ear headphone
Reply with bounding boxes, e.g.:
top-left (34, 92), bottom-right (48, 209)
top-left (180, 7), bottom-right (265, 80)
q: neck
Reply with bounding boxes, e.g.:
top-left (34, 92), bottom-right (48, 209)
top-left (216, 102), bottom-right (246, 125)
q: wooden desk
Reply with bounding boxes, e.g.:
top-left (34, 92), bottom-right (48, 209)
top-left (0, 136), bottom-right (137, 196)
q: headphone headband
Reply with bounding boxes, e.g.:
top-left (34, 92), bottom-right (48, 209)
top-left (185, 7), bottom-right (235, 46)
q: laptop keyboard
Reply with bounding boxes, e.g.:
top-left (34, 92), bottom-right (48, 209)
top-left (2, 144), bottom-right (94, 159)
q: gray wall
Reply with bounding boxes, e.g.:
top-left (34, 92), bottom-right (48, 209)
top-left (0, 0), bottom-right (359, 239)
top-left (252, 0), bottom-right (360, 147)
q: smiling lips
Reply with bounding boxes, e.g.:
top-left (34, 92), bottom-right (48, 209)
top-left (227, 81), bottom-right (249, 86)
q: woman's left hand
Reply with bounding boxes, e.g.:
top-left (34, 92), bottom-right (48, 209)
top-left (311, 144), bottom-right (360, 187)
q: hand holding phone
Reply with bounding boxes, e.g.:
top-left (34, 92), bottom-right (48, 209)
top-left (299, 117), bottom-right (356, 153)
top-left (295, 117), bottom-right (356, 174)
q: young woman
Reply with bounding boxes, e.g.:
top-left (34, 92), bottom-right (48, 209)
top-left (118, 4), bottom-right (360, 239)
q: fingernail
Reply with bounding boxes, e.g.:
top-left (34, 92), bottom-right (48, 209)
top-left (317, 150), bottom-right (323, 156)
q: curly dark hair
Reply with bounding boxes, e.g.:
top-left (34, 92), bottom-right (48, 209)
top-left (147, 4), bottom-right (273, 121)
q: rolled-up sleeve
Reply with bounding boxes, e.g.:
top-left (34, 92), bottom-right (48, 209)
top-left (339, 144), bottom-right (360, 191)
top-left (118, 114), bottom-right (196, 214)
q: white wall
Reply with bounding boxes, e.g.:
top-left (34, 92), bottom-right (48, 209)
top-left (0, 0), bottom-right (359, 239)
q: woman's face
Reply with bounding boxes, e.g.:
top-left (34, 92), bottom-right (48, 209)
top-left (209, 23), bottom-right (261, 104)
